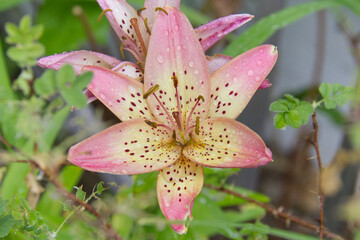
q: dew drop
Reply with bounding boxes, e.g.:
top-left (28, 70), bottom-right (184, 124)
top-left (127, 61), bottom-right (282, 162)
top-left (188, 61), bottom-right (194, 67)
top-left (256, 60), bottom-right (262, 66)
top-left (255, 76), bottom-right (261, 82)
top-left (225, 73), bottom-right (230, 78)
top-left (166, 47), bottom-right (170, 52)
top-left (194, 69), bottom-right (199, 75)
top-left (233, 77), bottom-right (238, 83)
top-left (174, 25), bottom-right (179, 31)
top-left (99, 93), bottom-right (106, 100)
top-left (247, 70), bottom-right (254, 76)
top-left (176, 45), bottom-right (182, 51)
top-left (156, 54), bottom-right (164, 63)
top-left (164, 30), bottom-right (169, 36)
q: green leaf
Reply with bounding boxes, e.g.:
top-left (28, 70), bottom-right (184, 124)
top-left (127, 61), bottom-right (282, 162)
top-left (0, 38), bottom-right (15, 100)
top-left (60, 88), bottom-right (88, 109)
top-left (75, 186), bottom-right (86, 201)
top-left (319, 82), bottom-right (332, 98)
top-left (223, 1), bottom-right (339, 56)
top-left (55, 64), bottom-right (76, 89)
top-left (34, 69), bottom-right (56, 97)
top-left (132, 171), bottom-right (158, 195)
top-left (96, 181), bottom-right (105, 195)
top-left (0, 198), bottom-right (6, 216)
top-left (319, 83), bottom-right (355, 109)
top-left (38, 106), bottom-right (71, 152)
top-left (269, 99), bottom-right (290, 112)
top-left (274, 113), bottom-right (287, 129)
top-left (336, 0), bottom-right (360, 17)
top-left (0, 214), bottom-right (15, 238)
top-left (0, 163), bottom-right (29, 200)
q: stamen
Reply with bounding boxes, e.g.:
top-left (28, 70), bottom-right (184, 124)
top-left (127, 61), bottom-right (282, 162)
top-left (155, 7), bottom-right (168, 15)
top-left (98, 9), bottom-right (112, 22)
top-left (122, 36), bottom-right (127, 40)
top-left (153, 93), bottom-right (178, 129)
top-left (120, 42), bottom-right (125, 59)
top-left (130, 18), bottom-right (147, 55)
top-left (171, 75), bottom-right (183, 130)
top-left (195, 116), bottom-right (200, 135)
top-left (143, 84), bottom-right (159, 99)
top-left (144, 18), bottom-right (151, 35)
top-left (186, 95), bottom-right (204, 132)
top-left (137, 7), bottom-right (146, 16)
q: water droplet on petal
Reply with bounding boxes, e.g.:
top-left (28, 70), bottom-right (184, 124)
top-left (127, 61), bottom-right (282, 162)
top-left (164, 31), bottom-right (169, 36)
top-left (174, 25), bottom-right (179, 31)
top-left (256, 60), bottom-right (262, 66)
top-left (225, 73), bottom-right (230, 78)
top-left (248, 70), bottom-right (254, 76)
top-left (156, 54), bottom-right (164, 63)
top-left (188, 61), bottom-right (194, 67)
top-left (194, 69), bottom-right (199, 75)
top-left (166, 47), bottom-right (170, 52)
top-left (255, 76), bottom-right (261, 82)
top-left (176, 45), bottom-right (181, 51)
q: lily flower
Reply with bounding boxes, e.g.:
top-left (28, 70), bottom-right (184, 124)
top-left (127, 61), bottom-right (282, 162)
top-left (67, 7), bottom-right (277, 234)
top-left (38, 0), bottom-right (254, 77)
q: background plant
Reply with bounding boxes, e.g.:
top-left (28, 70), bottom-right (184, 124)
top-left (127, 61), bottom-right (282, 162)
top-left (0, 0), bottom-right (359, 239)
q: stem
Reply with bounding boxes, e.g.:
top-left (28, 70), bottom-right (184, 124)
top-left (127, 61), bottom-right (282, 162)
top-left (312, 112), bottom-right (324, 239)
top-left (72, 5), bottom-right (99, 52)
top-left (17, 160), bottom-right (122, 240)
top-left (311, 10), bottom-right (326, 87)
top-left (205, 184), bottom-right (344, 240)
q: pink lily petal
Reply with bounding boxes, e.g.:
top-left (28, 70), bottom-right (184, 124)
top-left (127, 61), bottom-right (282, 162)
top-left (183, 117), bottom-right (272, 168)
top-left (195, 14), bottom-right (253, 52)
top-left (209, 44), bottom-right (278, 119)
top-left (142, 0), bottom-right (180, 29)
top-left (84, 89), bottom-right (97, 104)
top-left (37, 50), bottom-right (121, 74)
top-left (68, 118), bottom-right (182, 174)
top-left (84, 66), bottom-right (154, 121)
top-left (112, 62), bottom-right (143, 81)
top-left (144, 7), bottom-right (210, 127)
top-left (258, 79), bottom-right (271, 90)
top-left (157, 157), bottom-right (203, 234)
top-left (206, 54), bottom-right (232, 75)
top-left (97, 0), bottom-right (148, 62)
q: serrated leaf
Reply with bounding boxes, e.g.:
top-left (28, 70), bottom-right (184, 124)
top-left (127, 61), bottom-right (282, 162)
top-left (274, 113), bottom-right (287, 129)
top-left (34, 69), bottom-right (56, 97)
top-left (0, 214), bottom-right (15, 238)
top-left (285, 110), bottom-right (302, 128)
top-left (96, 181), bottom-right (105, 195)
top-left (223, 1), bottom-right (339, 56)
top-left (319, 82), bottom-right (332, 98)
top-left (56, 64), bottom-right (76, 90)
top-left (269, 99), bottom-right (289, 112)
top-left (75, 186), bottom-right (86, 201)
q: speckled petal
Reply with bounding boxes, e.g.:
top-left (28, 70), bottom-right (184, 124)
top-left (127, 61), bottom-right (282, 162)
top-left (195, 14), bottom-right (253, 52)
top-left (206, 54), bottom-right (232, 75)
top-left (209, 45), bottom-right (278, 119)
top-left (97, 0), bottom-right (147, 61)
top-left (183, 117), bottom-right (272, 168)
top-left (157, 157), bottom-right (203, 234)
top-left (84, 66), bottom-right (154, 121)
top-left (112, 62), bottom-right (144, 81)
top-left (37, 50), bottom-right (121, 74)
top-left (142, 0), bottom-right (180, 29)
top-left (68, 118), bottom-right (182, 174)
top-left (144, 7), bottom-right (210, 127)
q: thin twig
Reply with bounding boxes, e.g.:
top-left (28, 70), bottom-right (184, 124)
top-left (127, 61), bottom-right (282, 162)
top-left (205, 183), bottom-right (344, 240)
top-left (311, 10), bottom-right (326, 87)
top-left (312, 112), bottom-right (324, 239)
top-left (17, 160), bottom-right (122, 240)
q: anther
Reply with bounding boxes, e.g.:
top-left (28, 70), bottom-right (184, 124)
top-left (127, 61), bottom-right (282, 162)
top-left (122, 36), bottom-right (127, 40)
top-left (197, 95), bottom-right (205, 102)
top-left (195, 116), bottom-right (200, 135)
top-left (155, 7), bottom-right (168, 15)
top-left (120, 42), bottom-right (125, 59)
top-left (98, 9), bottom-right (112, 22)
top-left (143, 84), bottom-right (159, 99)
top-left (171, 76), bottom-right (178, 88)
top-left (144, 18), bottom-right (151, 35)
top-left (172, 111), bottom-right (182, 128)
top-left (145, 120), bottom-right (158, 128)
top-left (137, 7), bottom-right (146, 16)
